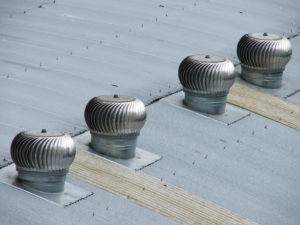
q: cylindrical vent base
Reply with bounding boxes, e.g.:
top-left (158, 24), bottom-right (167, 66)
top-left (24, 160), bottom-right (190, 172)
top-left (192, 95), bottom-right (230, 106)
top-left (241, 65), bottom-right (283, 88)
top-left (91, 133), bottom-right (138, 159)
top-left (18, 169), bottom-right (67, 193)
top-left (184, 92), bottom-right (227, 115)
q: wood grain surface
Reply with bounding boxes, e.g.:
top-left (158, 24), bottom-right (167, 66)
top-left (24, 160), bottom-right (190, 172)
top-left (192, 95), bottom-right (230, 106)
top-left (228, 83), bottom-right (300, 130)
top-left (70, 149), bottom-right (258, 225)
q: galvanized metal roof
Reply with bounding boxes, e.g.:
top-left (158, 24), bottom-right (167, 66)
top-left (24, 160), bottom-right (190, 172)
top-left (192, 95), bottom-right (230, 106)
top-left (0, 0), bottom-right (299, 224)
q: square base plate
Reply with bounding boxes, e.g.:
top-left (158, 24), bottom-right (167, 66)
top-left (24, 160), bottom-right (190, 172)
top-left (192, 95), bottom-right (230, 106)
top-left (74, 131), bottom-right (162, 171)
top-left (0, 164), bottom-right (93, 207)
top-left (163, 91), bottom-right (250, 125)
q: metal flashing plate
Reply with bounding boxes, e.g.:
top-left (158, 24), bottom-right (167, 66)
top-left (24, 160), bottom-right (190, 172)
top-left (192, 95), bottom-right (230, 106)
top-left (235, 65), bottom-right (300, 98)
top-left (0, 164), bottom-right (93, 207)
top-left (74, 131), bottom-right (162, 171)
top-left (163, 91), bottom-right (250, 125)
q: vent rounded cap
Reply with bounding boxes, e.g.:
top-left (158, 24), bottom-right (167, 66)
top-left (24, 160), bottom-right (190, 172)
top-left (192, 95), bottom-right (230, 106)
top-left (178, 55), bottom-right (235, 97)
top-left (84, 94), bottom-right (146, 136)
top-left (84, 95), bottom-right (146, 159)
top-left (237, 32), bottom-right (292, 88)
top-left (10, 130), bottom-right (76, 192)
top-left (178, 55), bottom-right (235, 115)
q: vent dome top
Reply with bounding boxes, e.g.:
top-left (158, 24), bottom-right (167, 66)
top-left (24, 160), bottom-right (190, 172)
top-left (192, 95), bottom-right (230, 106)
top-left (237, 32), bottom-right (292, 70)
top-left (10, 129), bottom-right (76, 172)
top-left (178, 54), bottom-right (235, 96)
top-left (84, 94), bottom-right (146, 136)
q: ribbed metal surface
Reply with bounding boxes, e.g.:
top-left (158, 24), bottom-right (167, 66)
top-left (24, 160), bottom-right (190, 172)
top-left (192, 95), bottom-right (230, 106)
top-left (84, 95), bottom-right (147, 136)
top-left (10, 130), bottom-right (76, 172)
top-left (178, 55), bottom-right (235, 96)
top-left (237, 33), bottom-right (292, 71)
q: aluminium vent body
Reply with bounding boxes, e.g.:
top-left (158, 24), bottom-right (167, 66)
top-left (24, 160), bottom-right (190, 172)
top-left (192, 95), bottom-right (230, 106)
top-left (178, 55), bottom-right (236, 115)
top-left (10, 129), bottom-right (76, 193)
top-left (237, 32), bottom-right (292, 88)
top-left (84, 94), bottom-right (146, 159)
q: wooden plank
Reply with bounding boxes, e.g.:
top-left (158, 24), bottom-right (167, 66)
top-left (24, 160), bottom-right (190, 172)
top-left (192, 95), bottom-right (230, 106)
top-left (70, 149), bottom-right (258, 225)
top-left (228, 83), bottom-right (300, 131)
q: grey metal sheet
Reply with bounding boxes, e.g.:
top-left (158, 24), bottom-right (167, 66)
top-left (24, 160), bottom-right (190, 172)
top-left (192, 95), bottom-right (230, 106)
top-left (0, 0), bottom-right (300, 153)
top-left (0, 0), bottom-right (300, 225)
top-left (0, 177), bottom-right (179, 225)
top-left (140, 100), bottom-right (300, 225)
top-left (0, 0), bottom-right (299, 152)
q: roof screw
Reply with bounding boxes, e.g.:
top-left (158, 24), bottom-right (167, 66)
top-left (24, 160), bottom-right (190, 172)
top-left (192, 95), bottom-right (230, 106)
top-left (86, 45), bottom-right (89, 49)
top-left (264, 125), bottom-right (268, 129)
top-left (252, 131), bottom-right (255, 135)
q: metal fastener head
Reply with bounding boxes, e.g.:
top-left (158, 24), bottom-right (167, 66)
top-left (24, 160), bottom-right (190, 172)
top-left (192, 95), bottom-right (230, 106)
top-left (10, 130), bottom-right (76, 192)
top-left (84, 95), bottom-right (147, 159)
top-left (178, 55), bottom-right (235, 114)
top-left (237, 32), bottom-right (292, 88)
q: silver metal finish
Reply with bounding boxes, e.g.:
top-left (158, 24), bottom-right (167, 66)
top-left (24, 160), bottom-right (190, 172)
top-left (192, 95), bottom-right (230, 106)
top-left (237, 32), bottom-right (292, 88)
top-left (84, 95), bottom-right (146, 159)
top-left (10, 130), bottom-right (76, 193)
top-left (74, 131), bottom-right (161, 171)
top-left (0, 164), bottom-right (93, 207)
top-left (178, 55), bottom-right (235, 115)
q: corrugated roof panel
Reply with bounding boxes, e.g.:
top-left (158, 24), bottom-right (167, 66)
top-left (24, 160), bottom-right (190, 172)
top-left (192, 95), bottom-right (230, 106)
top-left (0, 0), bottom-right (300, 224)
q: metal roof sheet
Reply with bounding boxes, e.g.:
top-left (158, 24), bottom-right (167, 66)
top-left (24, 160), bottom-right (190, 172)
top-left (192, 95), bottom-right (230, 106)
top-left (0, 0), bottom-right (299, 224)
